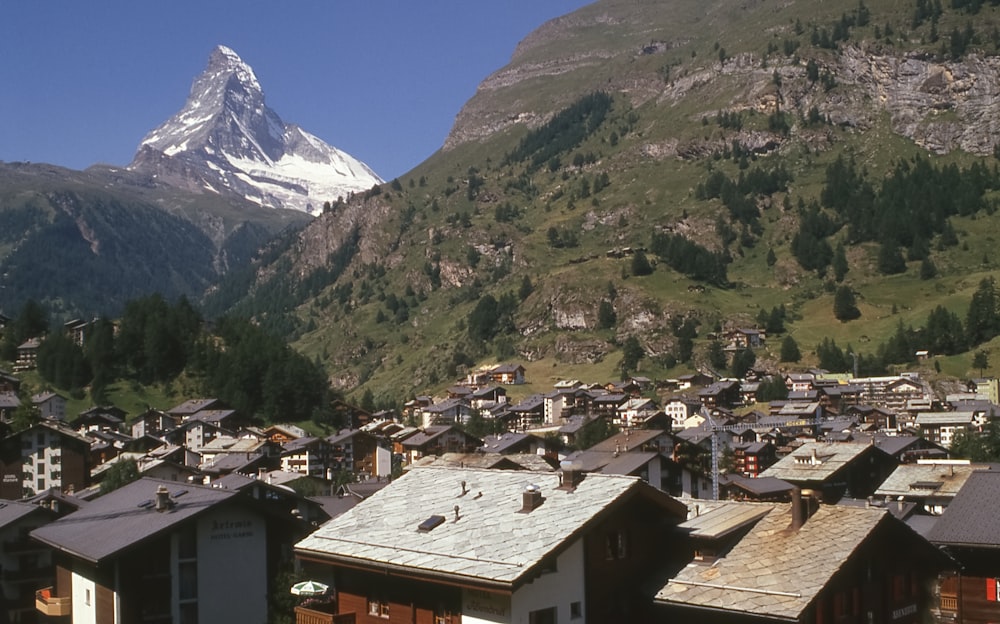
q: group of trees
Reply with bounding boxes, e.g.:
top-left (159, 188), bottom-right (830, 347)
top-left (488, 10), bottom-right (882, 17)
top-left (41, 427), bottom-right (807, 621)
top-left (795, 155), bottom-right (993, 277)
top-left (5, 294), bottom-right (337, 426)
top-left (649, 231), bottom-right (729, 286)
top-left (504, 92), bottom-right (614, 173)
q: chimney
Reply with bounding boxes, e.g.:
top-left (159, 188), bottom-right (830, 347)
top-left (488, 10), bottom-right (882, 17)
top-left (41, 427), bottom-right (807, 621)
top-left (521, 484), bottom-right (543, 512)
top-left (557, 460), bottom-right (585, 490)
top-left (791, 487), bottom-right (803, 530)
top-left (155, 485), bottom-right (171, 512)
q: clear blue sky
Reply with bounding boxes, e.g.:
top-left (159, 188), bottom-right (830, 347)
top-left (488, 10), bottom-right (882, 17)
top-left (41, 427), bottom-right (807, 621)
top-left (0, 1), bottom-right (593, 181)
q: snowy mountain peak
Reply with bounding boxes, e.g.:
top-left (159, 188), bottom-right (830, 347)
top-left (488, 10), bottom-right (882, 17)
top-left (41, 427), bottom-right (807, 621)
top-left (129, 46), bottom-right (382, 215)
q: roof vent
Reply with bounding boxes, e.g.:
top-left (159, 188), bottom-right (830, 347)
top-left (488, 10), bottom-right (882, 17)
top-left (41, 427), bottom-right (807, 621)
top-left (520, 484), bottom-right (543, 513)
top-left (417, 515), bottom-right (446, 532)
top-left (154, 485), bottom-right (173, 512)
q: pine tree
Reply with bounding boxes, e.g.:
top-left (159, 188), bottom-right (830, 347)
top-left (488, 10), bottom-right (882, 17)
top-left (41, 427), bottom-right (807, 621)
top-left (780, 335), bottom-right (802, 362)
top-left (833, 286), bottom-right (861, 321)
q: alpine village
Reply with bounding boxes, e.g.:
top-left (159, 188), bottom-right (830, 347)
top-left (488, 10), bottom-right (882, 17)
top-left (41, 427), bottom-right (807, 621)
top-left (7, 0), bottom-right (1000, 623)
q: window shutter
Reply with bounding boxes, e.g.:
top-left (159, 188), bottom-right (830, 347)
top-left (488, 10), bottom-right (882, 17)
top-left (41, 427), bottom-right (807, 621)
top-left (987, 578), bottom-right (999, 602)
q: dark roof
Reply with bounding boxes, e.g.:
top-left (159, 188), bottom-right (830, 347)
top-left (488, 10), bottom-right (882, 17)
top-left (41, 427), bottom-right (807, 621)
top-left (927, 470), bottom-right (1000, 548)
top-left (30, 477), bottom-right (239, 564)
top-left (480, 432), bottom-right (532, 453)
top-left (0, 499), bottom-right (52, 528)
top-left (725, 474), bottom-right (794, 496)
top-left (282, 436), bottom-right (325, 453)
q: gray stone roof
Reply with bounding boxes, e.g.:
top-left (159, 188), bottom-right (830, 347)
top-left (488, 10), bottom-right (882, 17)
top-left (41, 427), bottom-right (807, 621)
top-left (656, 504), bottom-right (890, 619)
top-left (928, 470), bottom-right (1000, 547)
top-left (295, 466), bottom-right (685, 588)
top-left (759, 442), bottom-right (884, 483)
top-left (679, 501), bottom-right (775, 540)
top-left (31, 477), bottom-right (238, 563)
top-left (875, 463), bottom-right (991, 500)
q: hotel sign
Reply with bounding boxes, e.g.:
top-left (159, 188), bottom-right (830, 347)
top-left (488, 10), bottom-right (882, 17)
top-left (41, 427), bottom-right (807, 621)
top-left (463, 589), bottom-right (509, 622)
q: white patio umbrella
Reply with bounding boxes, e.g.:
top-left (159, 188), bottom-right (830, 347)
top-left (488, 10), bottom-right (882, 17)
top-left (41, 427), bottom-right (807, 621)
top-left (290, 580), bottom-right (330, 596)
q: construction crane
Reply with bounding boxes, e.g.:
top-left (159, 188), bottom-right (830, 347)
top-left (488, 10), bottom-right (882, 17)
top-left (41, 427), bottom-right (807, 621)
top-left (703, 410), bottom-right (826, 501)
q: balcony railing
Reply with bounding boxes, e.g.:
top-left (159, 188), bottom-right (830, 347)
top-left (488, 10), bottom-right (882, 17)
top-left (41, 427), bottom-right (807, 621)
top-left (35, 587), bottom-right (71, 617)
top-left (940, 595), bottom-right (958, 612)
top-left (294, 605), bottom-right (354, 624)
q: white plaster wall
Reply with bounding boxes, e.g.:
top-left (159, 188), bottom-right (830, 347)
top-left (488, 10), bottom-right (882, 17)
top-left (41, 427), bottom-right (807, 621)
top-left (196, 507), bottom-right (268, 624)
top-left (511, 539), bottom-right (585, 624)
top-left (70, 572), bottom-right (98, 624)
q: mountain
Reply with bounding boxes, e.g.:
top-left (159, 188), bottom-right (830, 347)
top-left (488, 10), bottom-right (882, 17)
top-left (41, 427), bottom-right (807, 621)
top-left (0, 162), bottom-right (310, 319)
top-left (139, 1), bottom-right (1000, 405)
top-left (129, 45), bottom-right (383, 216)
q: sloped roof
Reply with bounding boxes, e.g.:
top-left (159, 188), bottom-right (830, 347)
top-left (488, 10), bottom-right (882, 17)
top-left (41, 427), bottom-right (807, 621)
top-left (759, 442), bottom-right (886, 483)
top-left (0, 499), bottom-right (51, 529)
top-left (927, 470), bottom-right (1000, 548)
top-left (295, 467), bottom-right (685, 588)
top-left (679, 501), bottom-right (775, 540)
top-left (656, 505), bottom-right (891, 619)
top-left (31, 477), bottom-right (238, 564)
top-left (875, 463), bottom-right (991, 499)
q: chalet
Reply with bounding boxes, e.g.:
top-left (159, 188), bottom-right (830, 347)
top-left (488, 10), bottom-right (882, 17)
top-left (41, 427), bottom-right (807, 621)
top-left (677, 372), bottom-right (714, 390)
top-left (280, 436), bottom-right (332, 479)
top-left (189, 408), bottom-right (249, 432)
top-left (915, 411), bottom-right (979, 448)
top-left (655, 499), bottom-right (951, 623)
top-left (14, 338), bottom-right (41, 371)
top-left (874, 461), bottom-right (993, 516)
top-left (616, 397), bottom-right (664, 429)
top-left (785, 372), bottom-right (816, 392)
top-left (294, 467), bottom-right (688, 624)
top-left (606, 379), bottom-right (642, 397)
top-left (71, 405), bottom-right (127, 433)
top-left (0, 499), bottom-right (58, 623)
top-left (31, 477), bottom-right (294, 624)
top-left (726, 327), bottom-right (766, 348)
top-left (167, 397), bottom-right (227, 421)
top-left (0, 391), bottom-right (21, 424)
top-left (543, 388), bottom-right (576, 423)
top-left (130, 408), bottom-right (177, 438)
top-left (418, 397), bottom-right (473, 428)
top-left (63, 318), bottom-right (91, 346)
top-left (32, 391), bottom-right (67, 421)
top-left (664, 396), bottom-right (703, 430)
top-left (844, 404), bottom-right (896, 430)
top-left (398, 425), bottom-right (481, 464)
top-left (326, 428), bottom-right (383, 477)
top-left (0, 420), bottom-right (93, 499)
top-left (853, 433), bottom-right (949, 463)
top-left (698, 380), bottom-right (741, 409)
top-left (0, 369), bottom-right (20, 393)
top-left (759, 441), bottom-right (898, 504)
top-left (508, 394), bottom-right (546, 429)
top-left (479, 431), bottom-right (544, 455)
top-left (732, 441), bottom-right (778, 478)
top-left (162, 418), bottom-right (228, 453)
top-left (720, 474), bottom-right (795, 502)
top-left (592, 392), bottom-right (629, 419)
top-left (489, 363), bottom-right (526, 385)
top-left (928, 470), bottom-right (1000, 624)
top-left (470, 385), bottom-right (507, 408)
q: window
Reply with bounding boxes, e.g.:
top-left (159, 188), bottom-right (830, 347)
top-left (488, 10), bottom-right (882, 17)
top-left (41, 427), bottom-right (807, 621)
top-left (85, 589), bottom-right (91, 606)
top-left (367, 599), bottom-right (389, 618)
top-left (529, 607), bottom-right (557, 624)
top-left (605, 529), bottom-right (628, 560)
top-left (570, 601), bottom-right (583, 619)
top-left (37, 478), bottom-right (45, 491)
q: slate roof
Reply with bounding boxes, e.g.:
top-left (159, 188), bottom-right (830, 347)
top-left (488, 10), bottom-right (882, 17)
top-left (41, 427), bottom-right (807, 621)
top-left (295, 466), bottom-right (685, 588)
top-left (725, 475), bottom-right (795, 496)
top-left (927, 470), bottom-right (1000, 547)
top-left (589, 429), bottom-right (670, 453)
top-left (678, 501), bottom-right (775, 540)
top-left (656, 504), bottom-right (891, 619)
top-left (914, 411), bottom-right (976, 425)
top-left (759, 442), bottom-right (885, 483)
top-left (31, 477), bottom-right (238, 564)
top-left (480, 432), bottom-right (532, 454)
top-left (875, 463), bottom-right (991, 500)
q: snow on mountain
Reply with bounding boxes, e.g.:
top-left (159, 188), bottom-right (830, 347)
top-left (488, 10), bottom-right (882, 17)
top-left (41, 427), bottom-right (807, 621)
top-left (129, 45), bottom-right (382, 215)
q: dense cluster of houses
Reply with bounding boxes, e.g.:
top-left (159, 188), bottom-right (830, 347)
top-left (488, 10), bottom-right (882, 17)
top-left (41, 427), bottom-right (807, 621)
top-left (1, 344), bottom-right (1000, 623)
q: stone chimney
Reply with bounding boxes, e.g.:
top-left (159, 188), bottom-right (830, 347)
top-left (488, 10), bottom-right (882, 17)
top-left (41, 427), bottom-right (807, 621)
top-left (155, 485), bottom-right (171, 512)
top-left (520, 484), bottom-right (543, 513)
top-left (557, 460), bottom-right (585, 491)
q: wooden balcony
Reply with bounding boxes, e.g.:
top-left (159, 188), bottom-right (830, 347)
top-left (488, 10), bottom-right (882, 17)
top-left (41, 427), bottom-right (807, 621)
top-left (35, 586), bottom-right (71, 617)
top-left (294, 605), bottom-right (354, 624)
